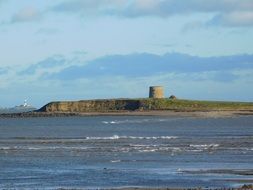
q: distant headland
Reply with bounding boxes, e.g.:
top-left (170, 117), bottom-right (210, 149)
top-left (1, 86), bottom-right (253, 118)
top-left (0, 100), bottom-right (36, 114)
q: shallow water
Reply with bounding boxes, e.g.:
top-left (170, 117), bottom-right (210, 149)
top-left (0, 116), bottom-right (252, 189)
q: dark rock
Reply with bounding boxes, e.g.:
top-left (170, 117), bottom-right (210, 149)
top-left (241, 184), bottom-right (253, 189)
top-left (169, 95), bottom-right (177, 99)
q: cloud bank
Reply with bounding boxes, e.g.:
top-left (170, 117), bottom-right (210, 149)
top-left (3, 1), bottom-right (253, 27)
top-left (52, 0), bottom-right (253, 27)
top-left (40, 53), bottom-right (253, 80)
top-left (1, 52), bottom-right (253, 107)
top-left (19, 55), bottom-right (66, 75)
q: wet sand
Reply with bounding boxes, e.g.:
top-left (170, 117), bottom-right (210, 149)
top-left (57, 184), bottom-right (253, 190)
top-left (182, 169), bottom-right (253, 176)
top-left (116, 185), bottom-right (253, 190)
top-left (0, 110), bottom-right (253, 118)
top-left (121, 188), bottom-right (252, 190)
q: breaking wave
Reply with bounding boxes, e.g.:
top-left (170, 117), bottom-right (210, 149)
top-left (85, 135), bottom-right (178, 140)
top-left (2, 135), bottom-right (177, 142)
top-left (189, 144), bottom-right (219, 149)
top-left (101, 118), bottom-right (179, 125)
top-left (0, 146), bottom-right (90, 151)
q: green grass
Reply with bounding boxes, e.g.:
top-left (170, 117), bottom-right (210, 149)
top-left (137, 98), bottom-right (253, 111)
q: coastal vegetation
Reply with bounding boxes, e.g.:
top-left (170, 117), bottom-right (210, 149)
top-left (38, 98), bottom-right (253, 113)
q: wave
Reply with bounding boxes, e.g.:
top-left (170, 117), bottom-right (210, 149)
top-left (1, 144), bottom-right (252, 154)
top-left (188, 144), bottom-right (220, 152)
top-left (101, 118), bottom-right (178, 125)
top-left (85, 135), bottom-right (178, 140)
top-left (189, 144), bottom-right (219, 149)
top-left (138, 149), bottom-right (157, 153)
top-left (0, 146), bottom-right (175, 153)
top-left (110, 160), bottom-right (121, 163)
top-left (0, 146), bottom-right (90, 151)
top-left (2, 135), bottom-right (177, 142)
top-left (102, 119), bottom-right (151, 124)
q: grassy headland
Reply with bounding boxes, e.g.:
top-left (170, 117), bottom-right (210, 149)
top-left (1, 98), bottom-right (253, 118)
top-left (38, 98), bottom-right (253, 112)
top-left (137, 98), bottom-right (253, 111)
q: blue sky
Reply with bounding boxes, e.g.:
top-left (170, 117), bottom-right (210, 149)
top-left (0, 0), bottom-right (253, 107)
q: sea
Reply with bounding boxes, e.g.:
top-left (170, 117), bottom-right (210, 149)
top-left (0, 115), bottom-right (252, 189)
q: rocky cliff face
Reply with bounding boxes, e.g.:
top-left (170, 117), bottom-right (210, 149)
top-left (38, 99), bottom-right (142, 112)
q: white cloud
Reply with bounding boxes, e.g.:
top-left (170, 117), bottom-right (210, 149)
top-left (4, 0), bottom-right (253, 27)
top-left (11, 7), bottom-right (41, 23)
top-left (218, 11), bottom-right (253, 27)
top-left (53, 0), bottom-right (253, 14)
top-left (51, 0), bottom-right (253, 27)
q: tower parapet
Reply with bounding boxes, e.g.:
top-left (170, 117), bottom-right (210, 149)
top-left (149, 86), bottom-right (164, 98)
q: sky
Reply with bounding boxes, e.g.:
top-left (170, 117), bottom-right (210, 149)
top-left (0, 0), bottom-right (253, 108)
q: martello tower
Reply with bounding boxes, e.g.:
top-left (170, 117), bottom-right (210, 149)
top-left (149, 86), bottom-right (164, 99)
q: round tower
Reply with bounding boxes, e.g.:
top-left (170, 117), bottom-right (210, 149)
top-left (149, 86), bottom-right (164, 98)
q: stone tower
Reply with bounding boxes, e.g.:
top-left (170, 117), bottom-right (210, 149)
top-left (149, 86), bottom-right (164, 98)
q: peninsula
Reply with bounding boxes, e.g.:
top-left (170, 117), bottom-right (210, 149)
top-left (1, 98), bottom-right (253, 118)
top-left (1, 86), bottom-right (253, 118)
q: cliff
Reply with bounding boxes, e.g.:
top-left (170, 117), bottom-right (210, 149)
top-left (38, 99), bottom-right (141, 112)
top-left (37, 98), bottom-right (253, 113)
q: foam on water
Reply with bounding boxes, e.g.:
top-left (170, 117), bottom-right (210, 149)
top-left (85, 135), bottom-right (178, 140)
top-left (1, 135), bottom-right (177, 143)
top-left (0, 146), bottom-right (90, 151)
top-left (1, 116), bottom-right (253, 189)
top-left (111, 160), bottom-right (121, 163)
top-left (189, 144), bottom-right (219, 148)
top-left (101, 118), bottom-right (179, 125)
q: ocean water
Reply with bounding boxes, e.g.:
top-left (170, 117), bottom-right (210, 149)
top-left (0, 116), bottom-right (252, 189)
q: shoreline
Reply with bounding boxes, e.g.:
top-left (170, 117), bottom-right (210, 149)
top-left (0, 110), bottom-right (253, 118)
top-left (56, 184), bottom-right (253, 190)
